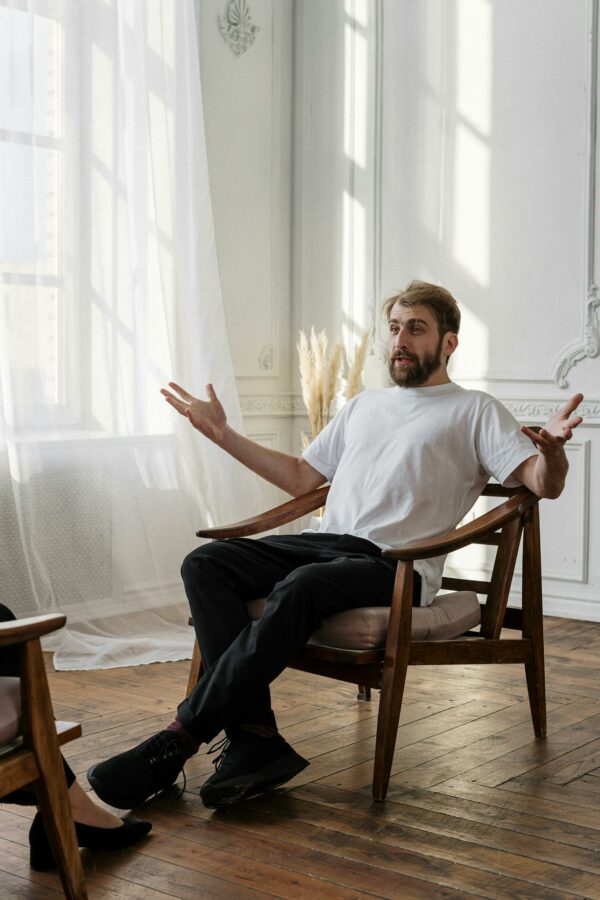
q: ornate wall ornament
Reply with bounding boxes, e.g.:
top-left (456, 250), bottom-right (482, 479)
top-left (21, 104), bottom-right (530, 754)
top-left (503, 398), bottom-right (600, 424)
top-left (258, 345), bottom-right (273, 370)
top-left (554, 284), bottom-right (600, 388)
top-left (237, 393), bottom-right (600, 424)
top-left (239, 394), bottom-right (303, 417)
top-left (219, 0), bottom-right (259, 56)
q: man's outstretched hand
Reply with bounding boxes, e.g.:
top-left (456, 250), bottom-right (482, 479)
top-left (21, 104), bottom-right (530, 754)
top-left (520, 393), bottom-right (584, 456)
top-left (161, 382), bottom-right (227, 444)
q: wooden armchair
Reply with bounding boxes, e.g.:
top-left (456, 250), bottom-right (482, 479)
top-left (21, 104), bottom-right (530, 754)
top-left (187, 482), bottom-right (544, 802)
top-left (0, 614), bottom-right (86, 899)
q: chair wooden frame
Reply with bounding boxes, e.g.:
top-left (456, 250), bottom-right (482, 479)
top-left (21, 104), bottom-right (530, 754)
top-left (0, 614), bottom-right (87, 899)
top-left (187, 482), bottom-right (545, 801)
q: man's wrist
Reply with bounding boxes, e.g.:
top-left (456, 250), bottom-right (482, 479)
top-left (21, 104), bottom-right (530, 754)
top-left (216, 425), bottom-right (232, 449)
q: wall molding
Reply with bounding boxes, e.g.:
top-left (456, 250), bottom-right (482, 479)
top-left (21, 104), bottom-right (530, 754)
top-left (295, 0), bottom-right (312, 339)
top-left (554, 284), bottom-right (600, 388)
top-left (523, 441), bottom-right (589, 583)
top-left (455, 373), bottom-right (555, 385)
top-left (502, 398), bottom-right (600, 425)
top-left (265, 0), bottom-right (285, 380)
top-left (227, 0), bottom-right (282, 378)
top-left (507, 589), bottom-right (600, 623)
top-left (245, 430), bottom-right (277, 448)
top-left (240, 393), bottom-right (304, 417)
top-left (553, 0), bottom-right (600, 388)
top-left (239, 392), bottom-right (600, 424)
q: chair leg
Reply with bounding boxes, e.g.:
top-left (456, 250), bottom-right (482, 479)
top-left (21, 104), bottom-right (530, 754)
top-left (522, 504), bottom-right (547, 738)
top-left (372, 561), bottom-right (413, 801)
top-left (36, 785), bottom-right (87, 900)
top-left (525, 654), bottom-right (546, 737)
top-left (21, 640), bottom-right (87, 899)
top-left (357, 685), bottom-right (371, 701)
top-left (373, 656), bottom-right (409, 800)
top-left (186, 638), bottom-right (202, 697)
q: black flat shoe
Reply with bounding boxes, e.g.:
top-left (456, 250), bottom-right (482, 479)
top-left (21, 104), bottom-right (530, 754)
top-left (29, 810), bottom-right (152, 871)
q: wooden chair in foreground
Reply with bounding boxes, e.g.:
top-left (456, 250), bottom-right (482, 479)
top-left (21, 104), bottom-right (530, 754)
top-left (187, 482), bottom-right (544, 801)
top-left (0, 614), bottom-right (86, 899)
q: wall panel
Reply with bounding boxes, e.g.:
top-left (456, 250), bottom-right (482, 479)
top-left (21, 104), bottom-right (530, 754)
top-left (292, 0), bottom-right (600, 620)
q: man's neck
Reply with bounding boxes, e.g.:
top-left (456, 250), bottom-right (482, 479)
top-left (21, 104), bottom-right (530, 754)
top-left (418, 370), bottom-right (452, 388)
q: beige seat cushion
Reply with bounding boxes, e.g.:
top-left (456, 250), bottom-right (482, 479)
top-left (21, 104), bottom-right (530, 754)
top-left (0, 677), bottom-right (21, 745)
top-left (245, 591), bottom-right (481, 650)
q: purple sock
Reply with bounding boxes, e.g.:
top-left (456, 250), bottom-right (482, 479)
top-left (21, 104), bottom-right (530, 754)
top-left (166, 717), bottom-right (200, 757)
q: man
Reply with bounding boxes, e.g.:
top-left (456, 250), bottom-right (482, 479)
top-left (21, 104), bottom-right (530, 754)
top-left (88, 280), bottom-right (583, 810)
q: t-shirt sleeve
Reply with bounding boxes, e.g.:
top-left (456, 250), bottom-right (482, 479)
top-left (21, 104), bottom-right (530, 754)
top-left (302, 399), bottom-right (355, 482)
top-left (475, 398), bottom-right (537, 487)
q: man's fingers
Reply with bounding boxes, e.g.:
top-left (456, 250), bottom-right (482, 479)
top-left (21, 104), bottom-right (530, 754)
top-left (521, 425), bottom-right (564, 451)
top-left (163, 393), bottom-right (187, 415)
top-left (538, 427), bottom-right (565, 445)
top-left (562, 393), bottom-right (584, 417)
top-left (521, 425), bottom-right (541, 443)
top-left (168, 381), bottom-right (194, 402)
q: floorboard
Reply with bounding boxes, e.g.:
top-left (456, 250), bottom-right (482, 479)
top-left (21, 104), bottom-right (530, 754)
top-left (2, 615), bottom-right (600, 898)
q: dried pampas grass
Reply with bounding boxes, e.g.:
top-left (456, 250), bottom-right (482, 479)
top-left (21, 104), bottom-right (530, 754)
top-left (298, 328), bottom-right (369, 441)
top-left (345, 331), bottom-right (369, 400)
top-left (297, 328), bottom-right (343, 439)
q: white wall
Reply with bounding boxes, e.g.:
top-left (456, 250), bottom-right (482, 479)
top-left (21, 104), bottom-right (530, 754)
top-left (200, 0), bottom-right (600, 620)
top-left (196, 0), bottom-right (295, 509)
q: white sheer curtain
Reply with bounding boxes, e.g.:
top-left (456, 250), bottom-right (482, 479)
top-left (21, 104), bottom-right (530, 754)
top-left (0, 0), bottom-right (263, 669)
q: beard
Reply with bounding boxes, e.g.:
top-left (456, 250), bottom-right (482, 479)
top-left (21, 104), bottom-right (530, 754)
top-left (388, 334), bottom-right (445, 387)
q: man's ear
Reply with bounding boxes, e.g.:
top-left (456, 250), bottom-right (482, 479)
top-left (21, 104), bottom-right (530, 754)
top-left (444, 332), bottom-right (459, 361)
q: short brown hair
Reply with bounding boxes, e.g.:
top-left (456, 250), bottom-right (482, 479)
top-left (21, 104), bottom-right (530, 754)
top-left (383, 280), bottom-right (461, 335)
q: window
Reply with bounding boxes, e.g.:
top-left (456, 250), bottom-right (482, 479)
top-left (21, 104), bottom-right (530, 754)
top-left (0, 2), bottom-right (80, 429)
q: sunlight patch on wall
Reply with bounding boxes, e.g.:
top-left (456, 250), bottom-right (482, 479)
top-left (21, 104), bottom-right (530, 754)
top-left (456, 0), bottom-right (492, 137)
top-left (345, 0), bottom-right (369, 30)
top-left (452, 124), bottom-right (490, 286)
top-left (452, 0), bottom-right (492, 288)
top-left (342, 189), bottom-right (367, 346)
top-left (344, 21), bottom-right (368, 170)
top-left (453, 301), bottom-right (490, 379)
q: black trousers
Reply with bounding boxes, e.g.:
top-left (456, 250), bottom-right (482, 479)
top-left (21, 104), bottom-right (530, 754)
top-left (177, 533), bottom-right (421, 744)
top-left (0, 602), bottom-right (75, 804)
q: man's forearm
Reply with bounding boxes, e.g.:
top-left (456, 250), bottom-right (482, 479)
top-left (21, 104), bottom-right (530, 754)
top-left (218, 426), bottom-right (324, 496)
top-left (530, 449), bottom-right (569, 499)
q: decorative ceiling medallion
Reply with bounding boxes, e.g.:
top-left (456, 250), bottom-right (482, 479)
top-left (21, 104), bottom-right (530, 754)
top-left (219, 0), bottom-right (259, 56)
top-left (554, 284), bottom-right (600, 388)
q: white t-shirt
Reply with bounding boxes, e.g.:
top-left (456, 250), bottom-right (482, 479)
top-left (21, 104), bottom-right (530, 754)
top-left (302, 383), bottom-right (535, 606)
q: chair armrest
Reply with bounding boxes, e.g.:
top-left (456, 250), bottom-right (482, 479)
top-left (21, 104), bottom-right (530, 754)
top-left (0, 614), bottom-right (67, 647)
top-left (196, 485), bottom-right (330, 539)
top-left (382, 488), bottom-right (537, 561)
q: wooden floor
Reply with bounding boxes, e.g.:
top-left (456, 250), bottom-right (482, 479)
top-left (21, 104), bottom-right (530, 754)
top-left (2, 616), bottom-right (600, 898)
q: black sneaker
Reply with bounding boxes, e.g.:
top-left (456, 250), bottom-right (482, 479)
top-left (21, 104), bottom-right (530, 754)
top-left (87, 730), bottom-right (189, 809)
top-left (199, 732), bottom-right (309, 809)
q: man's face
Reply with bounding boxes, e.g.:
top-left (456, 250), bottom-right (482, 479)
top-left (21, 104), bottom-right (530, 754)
top-left (387, 302), bottom-right (455, 387)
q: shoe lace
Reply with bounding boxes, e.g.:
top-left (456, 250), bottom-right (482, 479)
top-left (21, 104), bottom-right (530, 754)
top-left (207, 735), bottom-right (231, 771)
top-left (141, 732), bottom-right (185, 765)
top-left (132, 734), bottom-right (189, 812)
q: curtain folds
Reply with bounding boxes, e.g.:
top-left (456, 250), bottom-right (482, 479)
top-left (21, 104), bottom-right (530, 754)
top-left (0, 0), bottom-right (263, 669)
